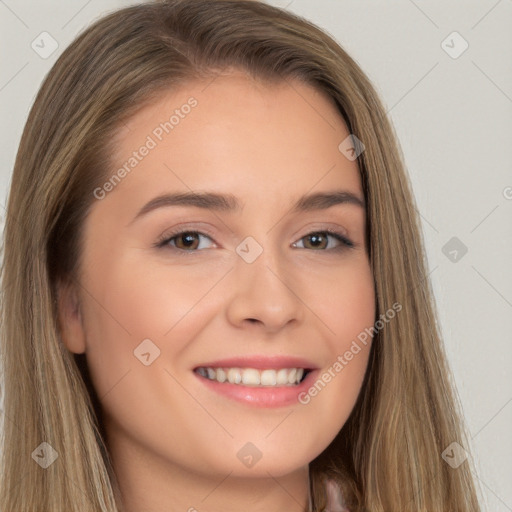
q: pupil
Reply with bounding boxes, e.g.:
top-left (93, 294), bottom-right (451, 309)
top-left (181, 233), bottom-right (197, 248)
top-left (309, 233), bottom-right (325, 248)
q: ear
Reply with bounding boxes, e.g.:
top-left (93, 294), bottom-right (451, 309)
top-left (56, 278), bottom-right (86, 354)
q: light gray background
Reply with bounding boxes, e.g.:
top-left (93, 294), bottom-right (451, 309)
top-left (1, 1), bottom-right (511, 510)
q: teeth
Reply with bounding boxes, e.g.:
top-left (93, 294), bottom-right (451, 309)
top-left (227, 368), bottom-right (242, 384)
top-left (241, 368), bottom-right (260, 386)
top-left (196, 367), bottom-right (308, 387)
top-left (276, 368), bottom-right (288, 385)
top-left (260, 369), bottom-right (277, 386)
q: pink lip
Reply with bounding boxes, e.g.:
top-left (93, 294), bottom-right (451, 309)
top-left (193, 368), bottom-right (319, 408)
top-left (193, 355), bottom-right (318, 371)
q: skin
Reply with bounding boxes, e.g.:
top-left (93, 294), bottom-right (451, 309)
top-left (58, 70), bottom-right (376, 512)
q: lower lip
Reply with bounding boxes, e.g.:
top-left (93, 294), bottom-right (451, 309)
top-left (193, 369), bottom-right (319, 408)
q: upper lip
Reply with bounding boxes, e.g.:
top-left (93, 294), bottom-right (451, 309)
top-left (193, 355), bottom-right (318, 371)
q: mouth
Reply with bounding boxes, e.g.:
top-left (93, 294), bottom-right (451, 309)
top-left (193, 366), bottom-right (312, 387)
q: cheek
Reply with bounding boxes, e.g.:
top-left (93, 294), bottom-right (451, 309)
top-left (83, 256), bottom-right (210, 340)
top-left (109, 256), bottom-right (220, 335)
top-left (332, 261), bottom-right (376, 382)
top-left (312, 257), bottom-right (376, 346)
top-left (302, 259), bottom-right (375, 418)
top-left (78, 256), bottom-right (219, 394)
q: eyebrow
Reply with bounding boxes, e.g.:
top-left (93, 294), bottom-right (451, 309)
top-left (129, 189), bottom-right (365, 225)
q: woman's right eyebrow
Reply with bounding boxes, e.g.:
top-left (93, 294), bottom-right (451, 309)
top-left (127, 189), bottom-right (365, 227)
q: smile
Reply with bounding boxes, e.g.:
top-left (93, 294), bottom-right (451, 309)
top-left (194, 367), bottom-right (310, 387)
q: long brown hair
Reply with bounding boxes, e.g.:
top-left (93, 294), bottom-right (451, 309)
top-left (0, 1), bottom-right (482, 510)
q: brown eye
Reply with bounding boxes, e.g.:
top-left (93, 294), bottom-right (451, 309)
top-left (303, 233), bottom-right (328, 250)
top-left (174, 232), bottom-right (200, 250)
top-left (293, 230), bottom-right (354, 251)
top-left (157, 231), bottom-right (215, 251)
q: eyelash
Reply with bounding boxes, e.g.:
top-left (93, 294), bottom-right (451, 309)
top-left (153, 227), bottom-right (355, 253)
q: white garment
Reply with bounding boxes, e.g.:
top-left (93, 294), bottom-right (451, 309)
top-left (307, 478), bottom-right (350, 512)
top-left (324, 478), bottom-right (349, 512)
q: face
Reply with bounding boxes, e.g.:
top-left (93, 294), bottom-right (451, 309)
top-left (58, 71), bottom-right (375, 488)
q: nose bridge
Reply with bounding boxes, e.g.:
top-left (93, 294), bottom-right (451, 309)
top-left (225, 234), bottom-right (304, 331)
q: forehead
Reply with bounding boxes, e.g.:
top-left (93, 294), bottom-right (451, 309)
top-left (99, 72), bottom-right (363, 216)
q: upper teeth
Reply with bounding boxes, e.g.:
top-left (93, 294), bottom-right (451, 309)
top-left (196, 367), bottom-right (306, 386)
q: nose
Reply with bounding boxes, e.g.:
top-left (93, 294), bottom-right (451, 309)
top-left (224, 244), bottom-right (305, 333)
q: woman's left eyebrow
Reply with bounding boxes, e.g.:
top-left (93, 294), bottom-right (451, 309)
top-left (292, 190), bottom-right (365, 212)
top-left (128, 189), bottom-right (365, 226)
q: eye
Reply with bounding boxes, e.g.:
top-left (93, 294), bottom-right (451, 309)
top-left (292, 229), bottom-right (354, 251)
top-left (154, 228), bottom-right (355, 253)
top-left (155, 231), bottom-right (215, 251)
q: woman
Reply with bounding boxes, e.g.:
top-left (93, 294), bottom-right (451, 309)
top-left (0, 1), bottom-right (482, 510)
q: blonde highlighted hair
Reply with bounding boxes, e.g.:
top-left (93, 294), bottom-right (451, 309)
top-left (0, 1), bottom-right (482, 510)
